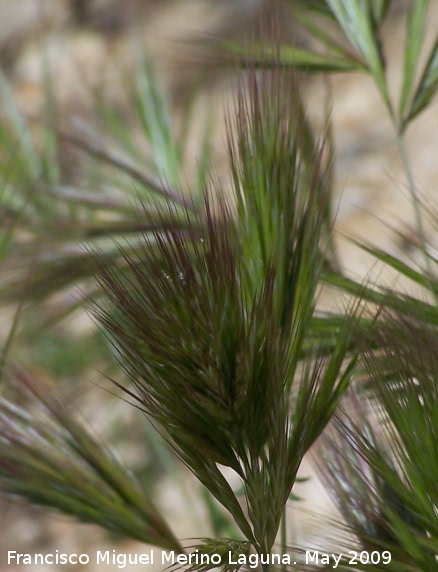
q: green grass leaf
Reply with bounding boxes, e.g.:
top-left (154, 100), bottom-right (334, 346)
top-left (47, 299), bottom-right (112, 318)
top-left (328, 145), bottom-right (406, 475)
top-left (399, 0), bottom-right (428, 123)
top-left (221, 41), bottom-right (364, 72)
top-left (370, 0), bottom-right (391, 26)
top-left (405, 34), bottom-right (438, 125)
top-left (325, 0), bottom-right (390, 109)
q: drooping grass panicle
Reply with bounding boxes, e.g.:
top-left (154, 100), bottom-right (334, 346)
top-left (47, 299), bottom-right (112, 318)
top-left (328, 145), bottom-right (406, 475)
top-left (0, 368), bottom-right (182, 552)
top-left (317, 399), bottom-right (405, 553)
top-left (94, 67), bottom-right (357, 556)
top-left (94, 198), bottom-right (257, 544)
top-left (316, 308), bottom-right (438, 570)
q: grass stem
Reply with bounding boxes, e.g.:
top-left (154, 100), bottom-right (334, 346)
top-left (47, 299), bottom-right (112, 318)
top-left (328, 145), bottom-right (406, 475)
top-left (394, 125), bottom-right (434, 282)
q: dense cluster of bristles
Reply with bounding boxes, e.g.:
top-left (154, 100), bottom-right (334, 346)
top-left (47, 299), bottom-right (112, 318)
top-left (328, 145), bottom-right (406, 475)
top-left (93, 69), bottom-right (355, 556)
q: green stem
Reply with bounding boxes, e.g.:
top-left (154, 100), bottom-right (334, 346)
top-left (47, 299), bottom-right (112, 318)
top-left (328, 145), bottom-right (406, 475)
top-left (373, 67), bottom-right (434, 290)
top-left (394, 127), bottom-right (433, 280)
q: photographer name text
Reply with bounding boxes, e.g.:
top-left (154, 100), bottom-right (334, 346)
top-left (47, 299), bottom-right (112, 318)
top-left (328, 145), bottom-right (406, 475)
top-left (7, 549), bottom-right (391, 569)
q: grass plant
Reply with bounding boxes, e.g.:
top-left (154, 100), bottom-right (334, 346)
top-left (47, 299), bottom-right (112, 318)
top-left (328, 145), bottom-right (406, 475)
top-left (0, 2), bottom-right (438, 571)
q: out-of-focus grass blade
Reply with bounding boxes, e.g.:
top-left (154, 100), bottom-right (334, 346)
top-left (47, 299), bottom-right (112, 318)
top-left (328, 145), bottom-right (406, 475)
top-left (95, 89), bottom-right (153, 168)
top-left (133, 50), bottom-right (180, 188)
top-left (324, 270), bottom-right (438, 326)
top-left (0, 74), bottom-right (50, 217)
top-left (0, 70), bottom-right (62, 218)
top-left (49, 185), bottom-right (133, 212)
top-left (0, 40), bottom-right (212, 328)
top-left (294, 10), bottom-right (366, 65)
top-left (290, 0), bottom-right (335, 19)
top-left (0, 162), bottom-right (35, 380)
top-left (174, 85), bottom-right (212, 201)
top-left (370, 0), bottom-right (391, 25)
top-left (2, 238), bottom-right (136, 305)
top-left (223, 41), bottom-right (364, 72)
top-left (0, 268), bottom-right (31, 381)
top-left (59, 129), bottom-right (189, 208)
top-left (40, 38), bottom-right (61, 191)
top-left (325, 0), bottom-right (390, 108)
top-left (405, 35), bottom-right (438, 126)
top-left (306, 313), bottom-right (373, 358)
top-left (95, 54), bottom-right (212, 201)
top-left (192, 111), bottom-right (212, 200)
top-left (0, 69), bottom-right (40, 180)
top-left (352, 240), bottom-right (435, 291)
top-left (399, 0), bottom-right (428, 124)
top-left (273, 46), bottom-right (364, 72)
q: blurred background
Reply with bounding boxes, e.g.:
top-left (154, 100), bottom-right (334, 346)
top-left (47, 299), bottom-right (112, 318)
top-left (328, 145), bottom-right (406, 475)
top-left (0, 1), bottom-right (437, 570)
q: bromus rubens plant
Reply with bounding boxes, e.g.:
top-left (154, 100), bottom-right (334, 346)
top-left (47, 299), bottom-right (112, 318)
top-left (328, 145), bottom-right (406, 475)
top-left (93, 68), bottom-right (357, 566)
top-left (1, 2), bottom-right (438, 571)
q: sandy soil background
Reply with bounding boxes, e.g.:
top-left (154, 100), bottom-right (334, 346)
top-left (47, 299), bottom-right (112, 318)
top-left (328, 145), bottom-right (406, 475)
top-left (0, 1), bottom-right (437, 570)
